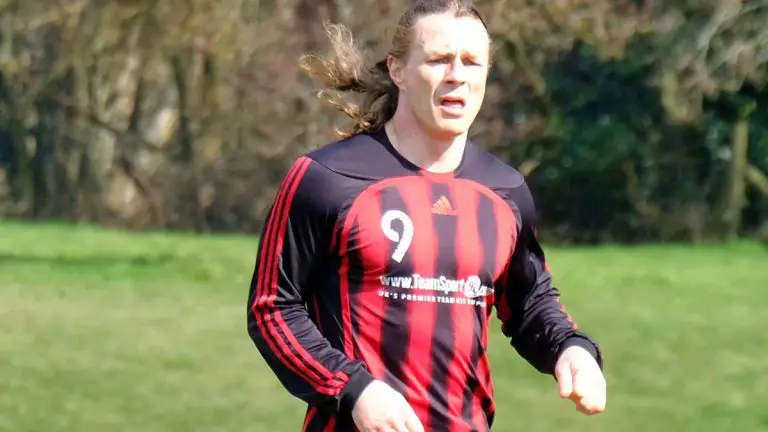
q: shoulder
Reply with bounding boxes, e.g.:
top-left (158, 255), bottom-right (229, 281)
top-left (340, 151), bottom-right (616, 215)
top-left (305, 128), bottom-right (413, 181)
top-left (461, 140), bottom-right (526, 189)
top-left (275, 156), bottom-right (338, 220)
top-left (283, 129), bottom-right (412, 217)
top-left (460, 140), bottom-right (537, 223)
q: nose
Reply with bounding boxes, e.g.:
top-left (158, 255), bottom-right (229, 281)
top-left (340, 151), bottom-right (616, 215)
top-left (445, 57), bottom-right (467, 84)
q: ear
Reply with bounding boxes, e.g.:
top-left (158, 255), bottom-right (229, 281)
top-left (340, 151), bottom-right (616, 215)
top-left (387, 55), bottom-right (405, 88)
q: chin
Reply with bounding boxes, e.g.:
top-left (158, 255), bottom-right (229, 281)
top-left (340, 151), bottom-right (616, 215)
top-left (433, 119), bottom-right (472, 138)
top-left (414, 110), bottom-right (474, 139)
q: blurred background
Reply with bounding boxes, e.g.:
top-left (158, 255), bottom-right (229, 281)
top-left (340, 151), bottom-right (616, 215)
top-left (0, 0), bottom-right (766, 431)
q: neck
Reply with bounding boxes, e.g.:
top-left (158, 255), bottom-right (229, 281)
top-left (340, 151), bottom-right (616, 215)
top-left (385, 108), bottom-right (467, 174)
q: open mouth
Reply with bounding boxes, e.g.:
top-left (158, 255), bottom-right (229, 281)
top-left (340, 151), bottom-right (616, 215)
top-left (440, 96), bottom-right (466, 109)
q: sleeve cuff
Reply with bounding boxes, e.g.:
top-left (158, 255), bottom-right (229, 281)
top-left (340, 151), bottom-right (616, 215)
top-left (337, 367), bottom-right (376, 415)
top-left (559, 335), bottom-right (603, 370)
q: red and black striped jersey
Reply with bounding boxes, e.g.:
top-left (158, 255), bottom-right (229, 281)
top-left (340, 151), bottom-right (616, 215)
top-left (247, 128), bottom-right (602, 432)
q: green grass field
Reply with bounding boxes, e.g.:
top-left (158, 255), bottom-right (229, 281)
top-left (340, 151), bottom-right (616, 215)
top-left (1, 219), bottom-right (766, 431)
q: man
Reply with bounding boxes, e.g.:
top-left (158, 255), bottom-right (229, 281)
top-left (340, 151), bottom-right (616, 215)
top-left (247, 1), bottom-right (606, 431)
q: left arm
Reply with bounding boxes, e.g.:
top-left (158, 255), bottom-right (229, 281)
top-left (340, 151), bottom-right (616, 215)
top-left (495, 184), bottom-right (603, 376)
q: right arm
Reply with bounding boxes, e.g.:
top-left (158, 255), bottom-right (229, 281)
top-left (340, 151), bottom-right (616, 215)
top-left (246, 156), bottom-right (374, 415)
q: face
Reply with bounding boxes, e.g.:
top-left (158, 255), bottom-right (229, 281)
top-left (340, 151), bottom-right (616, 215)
top-left (388, 12), bottom-right (490, 139)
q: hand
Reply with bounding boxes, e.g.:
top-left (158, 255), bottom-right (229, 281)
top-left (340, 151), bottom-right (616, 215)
top-left (554, 345), bottom-right (606, 415)
top-left (351, 380), bottom-right (424, 432)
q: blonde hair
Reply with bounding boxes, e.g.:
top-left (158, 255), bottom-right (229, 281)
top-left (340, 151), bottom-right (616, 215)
top-left (298, 0), bottom-right (489, 138)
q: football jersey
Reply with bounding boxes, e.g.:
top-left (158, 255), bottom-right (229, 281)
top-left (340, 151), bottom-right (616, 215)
top-left (247, 128), bottom-right (602, 432)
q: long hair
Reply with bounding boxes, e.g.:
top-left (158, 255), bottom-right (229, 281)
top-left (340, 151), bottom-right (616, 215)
top-left (298, 0), bottom-right (489, 138)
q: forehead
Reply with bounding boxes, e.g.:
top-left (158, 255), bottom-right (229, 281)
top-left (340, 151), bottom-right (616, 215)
top-left (410, 13), bottom-right (489, 55)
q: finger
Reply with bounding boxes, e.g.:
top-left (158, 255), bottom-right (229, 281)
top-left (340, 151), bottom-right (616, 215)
top-left (586, 379), bottom-right (607, 414)
top-left (572, 369), bottom-right (592, 398)
top-left (578, 368), bottom-right (606, 399)
top-left (576, 397), bottom-right (605, 415)
top-left (403, 408), bottom-right (425, 432)
top-left (556, 363), bottom-right (574, 398)
top-left (576, 401), bottom-right (596, 415)
top-left (571, 388), bottom-right (597, 414)
top-left (572, 385), bottom-right (606, 415)
top-left (597, 381), bottom-right (607, 410)
top-left (568, 371), bottom-right (592, 404)
top-left (573, 393), bottom-right (597, 414)
top-left (389, 416), bottom-right (410, 432)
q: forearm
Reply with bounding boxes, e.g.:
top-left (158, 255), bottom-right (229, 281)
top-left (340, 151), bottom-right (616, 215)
top-left (248, 301), bottom-right (374, 413)
top-left (507, 287), bottom-right (602, 374)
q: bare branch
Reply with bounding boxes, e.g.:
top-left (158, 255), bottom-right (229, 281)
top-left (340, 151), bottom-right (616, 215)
top-left (747, 165), bottom-right (768, 199)
top-left (14, 0), bottom-right (89, 32)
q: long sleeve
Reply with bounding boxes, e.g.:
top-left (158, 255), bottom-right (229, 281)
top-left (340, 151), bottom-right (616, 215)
top-left (495, 181), bottom-right (603, 375)
top-left (246, 156), bottom-right (374, 414)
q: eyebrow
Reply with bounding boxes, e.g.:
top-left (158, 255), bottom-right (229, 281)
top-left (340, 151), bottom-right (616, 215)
top-left (425, 50), bottom-right (483, 61)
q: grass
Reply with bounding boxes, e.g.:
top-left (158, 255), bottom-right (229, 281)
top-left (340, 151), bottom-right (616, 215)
top-left (0, 218), bottom-right (766, 431)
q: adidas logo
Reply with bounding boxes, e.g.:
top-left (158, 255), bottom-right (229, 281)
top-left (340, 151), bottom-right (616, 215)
top-left (431, 196), bottom-right (457, 216)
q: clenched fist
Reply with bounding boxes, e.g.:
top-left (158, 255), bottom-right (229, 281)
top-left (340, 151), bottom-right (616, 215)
top-left (555, 345), bottom-right (607, 415)
top-left (351, 380), bottom-right (424, 432)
